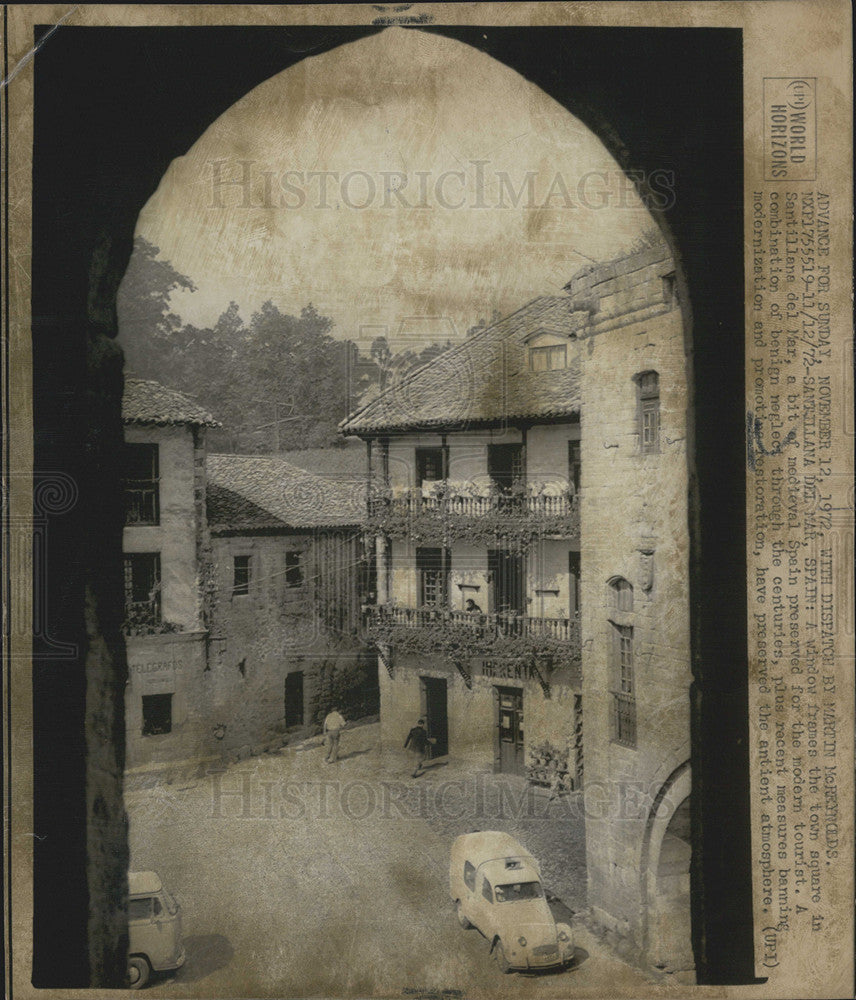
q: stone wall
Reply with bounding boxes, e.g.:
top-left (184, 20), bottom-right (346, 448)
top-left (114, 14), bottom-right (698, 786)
top-left (378, 652), bottom-right (579, 776)
top-left (123, 424), bottom-right (203, 631)
top-left (576, 250), bottom-right (691, 964)
top-left (206, 531), bottom-right (373, 758)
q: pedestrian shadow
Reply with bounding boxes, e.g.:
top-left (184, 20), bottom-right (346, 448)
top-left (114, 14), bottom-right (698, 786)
top-left (173, 934), bottom-right (234, 983)
top-left (334, 748), bottom-right (373, 762)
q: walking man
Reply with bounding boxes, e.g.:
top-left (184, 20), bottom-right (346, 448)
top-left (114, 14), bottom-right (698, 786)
top-left (323, 705), bottom-right (347, 763)
top-left (404, 718), bottom-right (433, 778)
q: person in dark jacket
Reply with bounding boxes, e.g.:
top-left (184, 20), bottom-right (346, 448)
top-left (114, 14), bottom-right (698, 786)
top-left (404, 718), bottom-right (433, 778)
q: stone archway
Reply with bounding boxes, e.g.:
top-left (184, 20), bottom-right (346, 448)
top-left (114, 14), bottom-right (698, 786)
top-left (640, 762), bottom-right (693, 975)
top-left (26, 19), bottom-right (745, 986)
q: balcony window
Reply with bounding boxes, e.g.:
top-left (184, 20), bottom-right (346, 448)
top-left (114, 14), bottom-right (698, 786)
top-left (415, 447), bottom-right (443, 485)
top-left (416, 547), bottom-right (449, 607)
top-left (123, 553), bottom-right (161, 629)
top-left (568, 440), bottom-right (581, 495)
top-left (124, 443), bottom-right (159, 525)
top-left (487, 443), bottom-right (523, 497)
top-left (568, 551), bottom-right (581, 616)
top-left (488, 548), bottom-right (525, 615)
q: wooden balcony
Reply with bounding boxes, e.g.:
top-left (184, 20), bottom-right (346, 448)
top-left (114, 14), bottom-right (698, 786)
top-left (363, 604), bottom-right (582, 672)
top-left (367, 486), bottom-right (580, 539)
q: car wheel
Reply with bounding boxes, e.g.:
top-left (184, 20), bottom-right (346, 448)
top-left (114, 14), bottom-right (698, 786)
top-left (128, 955), bottom-right (151, 990)
top-left (455, 899), bottom-right (471, 929)
top-left (493, 939), bottom-right (512, 974)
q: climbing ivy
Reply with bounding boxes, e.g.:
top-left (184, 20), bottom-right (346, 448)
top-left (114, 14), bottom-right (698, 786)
top-left (365, 614), bottom-right (582, 674)
top-left (366, 480), bottom-right (579, 547)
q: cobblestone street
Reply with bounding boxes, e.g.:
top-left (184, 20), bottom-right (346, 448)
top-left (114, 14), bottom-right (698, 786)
top-left (127, 723), bottom-right (666, 998)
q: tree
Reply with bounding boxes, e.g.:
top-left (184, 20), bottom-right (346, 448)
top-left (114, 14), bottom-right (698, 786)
top-left (118, 237), bottom-right (196, 373)
top-left (117, 239), bottom-right (463, 453)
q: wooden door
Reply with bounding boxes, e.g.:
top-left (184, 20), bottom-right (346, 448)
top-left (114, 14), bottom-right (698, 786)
top-left (496, 686), bottom-right (525, 776)
top-left (421, 676), bottom-right (449, 757)
top-left (284, 671), bottom-right (304, 728)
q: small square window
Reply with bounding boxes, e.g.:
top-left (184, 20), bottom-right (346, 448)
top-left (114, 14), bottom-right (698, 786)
top-left (285, 551), bottom-right (303, 588)
top-left (233, 555), bottom-right (251, 596)
top-left (142, 693), bottom-right (172, 736)
top-left (529, 344), bottom-right (567, 371)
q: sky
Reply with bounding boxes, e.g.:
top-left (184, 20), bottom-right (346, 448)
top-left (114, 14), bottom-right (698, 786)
top-left (126, 27), bottom-right (653, 351)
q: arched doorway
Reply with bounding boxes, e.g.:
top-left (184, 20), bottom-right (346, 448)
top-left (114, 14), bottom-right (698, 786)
top-left (642, 762), bottom-right (693, 975)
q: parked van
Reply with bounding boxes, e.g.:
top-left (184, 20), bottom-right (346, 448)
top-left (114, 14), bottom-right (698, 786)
top-left (450, 832), bottom-right (574, 973)
top-left (128, 871), bottom-right (185, 988)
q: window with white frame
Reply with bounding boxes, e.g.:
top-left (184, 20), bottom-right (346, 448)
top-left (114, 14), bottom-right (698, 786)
top-left (232, 555), bottom-right (251, 596)
top-left (636, 370), bottom-right (660, 454)
top-left (608, 576), bottom-right (636, 747)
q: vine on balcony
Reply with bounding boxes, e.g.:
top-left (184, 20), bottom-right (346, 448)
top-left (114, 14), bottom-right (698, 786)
top-left (366, 479), bottom-right (579, 547)
top-left (365, 615), bottom-right (582, 675)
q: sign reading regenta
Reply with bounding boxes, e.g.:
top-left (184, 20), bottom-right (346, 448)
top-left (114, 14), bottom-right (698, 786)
top-left (476, 659), bottom-right (535, 681)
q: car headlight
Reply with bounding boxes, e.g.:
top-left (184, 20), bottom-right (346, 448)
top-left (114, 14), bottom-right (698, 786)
top-left (557, 929), bottom-right (570, 943)
top-left (518, 936), bottom-right (527, 947)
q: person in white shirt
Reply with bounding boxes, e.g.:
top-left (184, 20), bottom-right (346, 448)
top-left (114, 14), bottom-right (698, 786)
top-left (323, 706), bottom-right (347, 763)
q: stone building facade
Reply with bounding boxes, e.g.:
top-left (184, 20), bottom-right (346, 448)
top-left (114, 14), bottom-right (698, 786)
top-left (122, 381), bottom-right (376, 771)
top-left (204, 454), bottom-right (376, 759)
top-left (341, 240), bottom-right (692, 973)
top-left (121, 378), bottom-right (219, 771)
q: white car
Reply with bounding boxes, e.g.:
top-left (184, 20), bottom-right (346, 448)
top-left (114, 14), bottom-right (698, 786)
top-left (128, 871), bottom-right (185, 988)
top-left (449, 831), bottom-right (574, 973)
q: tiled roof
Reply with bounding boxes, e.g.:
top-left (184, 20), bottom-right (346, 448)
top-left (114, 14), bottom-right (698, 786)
top-left (277, 441), bottom-right (366, 479)
top-left (339, 296), bottom-right (585, 435)
top-left (206, 454), bottom-right (364, 531)
top-left (123, 378), bottom-right (220, 427)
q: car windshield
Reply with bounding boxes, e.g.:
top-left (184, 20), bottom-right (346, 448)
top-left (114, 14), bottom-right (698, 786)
top-left (128, 897), bottom-right (152, 921)
top-left (494, 881), bottom-right (544, 902)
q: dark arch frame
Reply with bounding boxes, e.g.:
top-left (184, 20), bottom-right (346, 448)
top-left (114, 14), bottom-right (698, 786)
top-left (27, 23), bottom-right (751, 986)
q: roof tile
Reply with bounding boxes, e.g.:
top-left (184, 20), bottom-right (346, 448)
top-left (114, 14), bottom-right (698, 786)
top-left (123, 378), bottom-right (220, 427)
top-left (206, 454), bottom-right (363, 531)
top-left (340, 296), bottom-right (584, 435)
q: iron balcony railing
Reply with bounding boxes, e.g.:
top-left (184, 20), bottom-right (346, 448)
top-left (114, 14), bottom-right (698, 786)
top-left (365, 603), bottom-right (579, 643)
top-left (369, 487), bottom-right (578, 521)
top-left (122, 598), bottom-right (161, 632)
